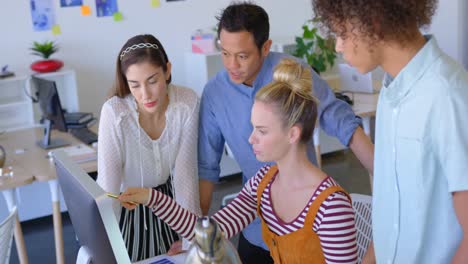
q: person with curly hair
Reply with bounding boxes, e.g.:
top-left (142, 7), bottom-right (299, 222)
top-left (311, 0), bottom-right (468, 263)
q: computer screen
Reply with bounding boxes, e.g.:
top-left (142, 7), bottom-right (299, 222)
top-left (52, 150), bottom-right (132, 264)
top-left (338, 63), bottom-right (374, 94)
top-left (31, 76), bottom-right (69, 149)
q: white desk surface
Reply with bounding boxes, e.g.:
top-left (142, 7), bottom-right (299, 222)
top-left (349, 92), bottom-right (379, 118)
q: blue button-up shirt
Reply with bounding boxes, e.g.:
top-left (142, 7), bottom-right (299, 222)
top-left (198, 52), bottom-right (361, 250)
top-left (373, 36), bottom-right (468, 263)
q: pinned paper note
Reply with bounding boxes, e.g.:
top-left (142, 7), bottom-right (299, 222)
top-left (52, 24), bottom-right (62, 35)
top-left (113, 11), bottom-right (123, 21)
top-left (151, 0), bottom-right (160, 7)
top-left (60, 0), bottom-right (83, 7)
top-left (96, 0), bottom-right (118, 17)
top-left (81, 5), bottom-right (91, 16)
top-left (30, 0), bottom-right (56, 31)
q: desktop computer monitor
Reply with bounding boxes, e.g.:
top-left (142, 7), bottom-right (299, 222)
top-left (53, 151), bottom-right (185, 264)
top-left (31, 76), bottom-right (70, 149)
top-left (52, 150), bottom-right (132, 264)
top-left (337, 63), bottom-right (374, 94)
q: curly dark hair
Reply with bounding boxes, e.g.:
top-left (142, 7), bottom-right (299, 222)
top-left (311, 0), bottom-right (438, 45)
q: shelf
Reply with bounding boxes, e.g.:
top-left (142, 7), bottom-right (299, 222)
top-left (0, 99), bottom-right (32, 108)
top-left (0, 101), bottom-right (34, 131)
top-left (0, 74), bottom-right (29, 84)
top-left (0, 69), bottom-right (79, 131)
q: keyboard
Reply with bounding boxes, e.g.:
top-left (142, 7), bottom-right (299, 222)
top-left (70, 128), bottom-right (98, 145)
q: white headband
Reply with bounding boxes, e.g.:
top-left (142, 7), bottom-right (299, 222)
top-left (119, 43), bottom-right (159, 61)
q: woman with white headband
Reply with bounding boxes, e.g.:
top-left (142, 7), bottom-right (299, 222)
top-left (97, 34), bottom-right (201, 261)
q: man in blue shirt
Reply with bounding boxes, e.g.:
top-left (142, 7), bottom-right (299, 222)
top-left (312, 0), bottom-right (468, 263)
top-left (198, 3), bottom-right (374, 262)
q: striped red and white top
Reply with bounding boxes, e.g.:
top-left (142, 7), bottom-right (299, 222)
top-left (146, 165), bottom-right (358, 263)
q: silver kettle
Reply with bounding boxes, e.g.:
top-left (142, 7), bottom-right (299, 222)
top-left (185, 217), bottom-right (242, 264)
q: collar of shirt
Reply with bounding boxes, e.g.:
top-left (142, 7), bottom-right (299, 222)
top-left (383, 35), bottom-right (442, 106)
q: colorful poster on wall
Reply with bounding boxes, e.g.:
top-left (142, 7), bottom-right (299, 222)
top-left (95, 0), bottom-right (118, 17)
top-left (30, 0), bottom-right (56, 31)
top-left (60, 0), bottom-right (83, 7)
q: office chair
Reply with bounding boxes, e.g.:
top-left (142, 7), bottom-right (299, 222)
top-left (350, 193), bottom-right (372, 263)
top-left (0, 206), bottom-right (17, 264)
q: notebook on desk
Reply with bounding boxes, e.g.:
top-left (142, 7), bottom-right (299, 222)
top-left (338, 63), bottom-right (374, 93)
top-left (64, 112), bottom-right (93, 125)
top-left (51, 144), bottom-right (97, 164)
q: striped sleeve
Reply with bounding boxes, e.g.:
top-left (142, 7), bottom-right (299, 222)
top-left (146, 189), bottom-right (198, 240)
top-left (212, 165), bottom-right (268, 238)
top-left (315, 192), bottom-right (358, 264)
top-left (145, 167), bottom-right (266, 241)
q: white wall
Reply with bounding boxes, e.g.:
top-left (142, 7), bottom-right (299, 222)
top-left (461, 0), bottom-right (468, 69)
top-left (0, 0), bottom-right (312, 221)
top-left (0, 0), bottom-right (312, 118)
top-left (429, 0), bottom-right (468, 69)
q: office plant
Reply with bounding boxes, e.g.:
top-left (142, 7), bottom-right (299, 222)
top-left (293, 19), bottom-right (337, 74)
top-left (30, 40), bottom-right (63, 73)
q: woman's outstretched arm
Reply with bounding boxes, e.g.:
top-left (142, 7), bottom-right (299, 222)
top-left (119, 170), bottom-right (263, 240)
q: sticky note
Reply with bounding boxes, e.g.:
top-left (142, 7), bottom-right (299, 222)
top-left (151, 0), bottom-right (160, 7)
top-left (52, 25), bottom-right (62, 35)
top-left (81, 5), bottom-right (91, 16)
top-left (113, 12), bottom-right (123, 22)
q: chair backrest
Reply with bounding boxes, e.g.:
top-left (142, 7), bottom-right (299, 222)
top-left (0, 206), bottom-right (17, 264)
top-left (350, 193), bottom-right (372, 263)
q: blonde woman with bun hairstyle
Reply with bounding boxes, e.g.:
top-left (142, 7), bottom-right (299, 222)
top-left (118, 59), bottom-right (358, 263)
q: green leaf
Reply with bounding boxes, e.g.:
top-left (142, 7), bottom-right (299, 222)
top-left (316, 37), bottom-right (325, 49)
top-left (310, 28), bottom-right (318, 37)
top-left (303, 28), bottom-right (312, 39)
top-left (294, 19), bottom-right (336, 73)
top-left (30, 40), bottom-right (59, 59)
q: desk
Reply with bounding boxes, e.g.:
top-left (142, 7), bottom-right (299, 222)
top-left (350, 92), bottom-right (379, 135)
top-left (0, 127), bottom-right (96, 264)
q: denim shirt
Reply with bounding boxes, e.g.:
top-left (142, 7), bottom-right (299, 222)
top-left (198, 52), bottom-right (361, 250)
top-left (373, 36), bottom-right (468, 263)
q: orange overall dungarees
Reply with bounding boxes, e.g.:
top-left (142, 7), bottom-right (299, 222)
top-left (256, 165), bottom-right (350, 264)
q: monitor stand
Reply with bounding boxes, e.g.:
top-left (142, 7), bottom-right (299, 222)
top-left (37, 119), bottom-right (70, 149)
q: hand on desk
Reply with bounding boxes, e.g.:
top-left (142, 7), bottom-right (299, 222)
top-left (118, 187), bottom-right (150, 209)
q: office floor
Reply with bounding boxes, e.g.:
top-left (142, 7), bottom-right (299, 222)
top-left (9, 149), bottom-right (371, 264)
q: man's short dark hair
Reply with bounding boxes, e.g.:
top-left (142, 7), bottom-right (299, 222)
top-left (216, 2), bottom-right (269, 51)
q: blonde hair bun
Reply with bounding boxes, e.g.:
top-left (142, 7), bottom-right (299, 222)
top-left (273, 58), bottom-right (313, 98)
top-left (255, 58), bottom-right (318, 143)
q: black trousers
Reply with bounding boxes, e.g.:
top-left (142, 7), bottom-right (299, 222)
top-left (237, 232), bottom-right (274, 264)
